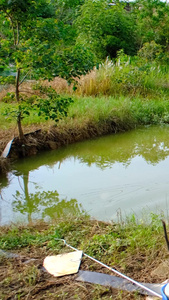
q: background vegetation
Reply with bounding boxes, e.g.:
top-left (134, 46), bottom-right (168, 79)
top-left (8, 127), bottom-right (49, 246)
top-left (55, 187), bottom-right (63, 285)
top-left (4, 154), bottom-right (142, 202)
top-left (1, 0), bottom-right (169, 135)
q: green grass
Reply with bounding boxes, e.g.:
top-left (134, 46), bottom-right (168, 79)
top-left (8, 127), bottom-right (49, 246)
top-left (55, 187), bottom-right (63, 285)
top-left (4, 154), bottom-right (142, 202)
top-left (0, 214), bottom-right (165, 262)
top-left (1, 94), bottom-right (169, 135)
top-left (66, 95), bottom-right (169, 127)
top-left (0, 101), bottom-right (50, 128)
top-left (2, 54), bottom-right (169, 131)
top-left (0, 214), bottom-right (167, 299)
top-left (0, 102), bottom-right (16, 129)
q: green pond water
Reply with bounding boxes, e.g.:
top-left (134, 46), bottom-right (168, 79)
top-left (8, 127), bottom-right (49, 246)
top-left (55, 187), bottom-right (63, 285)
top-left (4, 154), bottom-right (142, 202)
top-left (1, 124), bottom-right (169, 225)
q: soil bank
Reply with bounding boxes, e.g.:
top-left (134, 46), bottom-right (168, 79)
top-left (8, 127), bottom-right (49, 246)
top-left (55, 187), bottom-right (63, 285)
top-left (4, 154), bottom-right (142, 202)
top-left (0, 116), bottom-right (134, 174)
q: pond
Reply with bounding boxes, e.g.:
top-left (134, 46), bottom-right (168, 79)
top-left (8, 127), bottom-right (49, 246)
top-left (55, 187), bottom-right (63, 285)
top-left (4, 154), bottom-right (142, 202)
top-left (1, 125), bottom-right (169, 225)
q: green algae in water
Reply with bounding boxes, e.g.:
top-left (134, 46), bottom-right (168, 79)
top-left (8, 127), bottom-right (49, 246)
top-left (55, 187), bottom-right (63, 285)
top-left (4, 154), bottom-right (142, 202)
top-left (1, 125), bottom-right (169, 225)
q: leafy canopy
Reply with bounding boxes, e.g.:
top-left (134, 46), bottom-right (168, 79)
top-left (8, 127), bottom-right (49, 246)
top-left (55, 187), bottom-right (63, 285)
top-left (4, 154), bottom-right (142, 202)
top-left (0, 0), bottom-right (95, 139)
top-left (0, 0), bottom-right (95, 82)
top-left (134, 0), bottom-right (169, 49)
top-left (75, 0), bottom-right (138, 59)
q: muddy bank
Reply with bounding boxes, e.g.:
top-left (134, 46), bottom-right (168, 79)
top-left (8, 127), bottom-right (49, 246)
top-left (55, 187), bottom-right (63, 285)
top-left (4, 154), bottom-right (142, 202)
top-left (0, 117), bottom-right (134, 173)
top-left (0, 157), bottom-right (9, 175)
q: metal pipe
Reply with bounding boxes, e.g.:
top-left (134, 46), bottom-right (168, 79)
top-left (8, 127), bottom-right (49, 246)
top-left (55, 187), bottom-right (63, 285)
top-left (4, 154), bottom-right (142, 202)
top-left (56, 238), bottom-right (162, 299)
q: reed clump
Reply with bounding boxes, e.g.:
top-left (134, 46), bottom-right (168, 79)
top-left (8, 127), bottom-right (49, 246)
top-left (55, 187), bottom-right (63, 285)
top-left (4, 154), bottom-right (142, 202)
top-left (42, 51), bottom-right (169, 99)
top-left (74, 55), bottom-right (169, 98)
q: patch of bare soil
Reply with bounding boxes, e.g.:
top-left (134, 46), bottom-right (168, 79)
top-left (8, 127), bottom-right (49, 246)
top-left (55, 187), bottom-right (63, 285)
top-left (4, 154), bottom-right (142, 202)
top-left (0, 219), bottom-right (167, 300)
top-left (1, 247), bottom-right (167, 300)
top-left (0, 128), bottom-right (15, 155)
top-left (0, 251), bottom-right (147, 300)
top-left (0, 125), bottom-right (46, 155)
top-left (0, 125), bottom-right (42, 174)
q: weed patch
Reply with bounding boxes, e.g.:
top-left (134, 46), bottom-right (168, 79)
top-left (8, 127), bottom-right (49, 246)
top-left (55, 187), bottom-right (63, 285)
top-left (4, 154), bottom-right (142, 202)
top-left (0, 215), bottom-right (167, 299)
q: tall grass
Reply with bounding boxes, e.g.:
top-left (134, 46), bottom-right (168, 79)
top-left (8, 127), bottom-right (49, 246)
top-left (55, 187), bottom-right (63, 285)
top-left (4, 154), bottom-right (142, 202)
top-left (74, 54), bottom-right (169, 97)
top-left (1, 52), bottom-right (169, 132)
top-left (40, 53), bottom-right (169, 128)
top-left (41, 52), bottom-right (169, 99)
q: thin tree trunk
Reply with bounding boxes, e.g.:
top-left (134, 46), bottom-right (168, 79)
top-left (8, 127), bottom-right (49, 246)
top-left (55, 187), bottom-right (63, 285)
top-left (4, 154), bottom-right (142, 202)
top-left (16, 69), bottom-right (24, 140)
top-left (17, 113), bottom-right (24, 141)
top-left (16, 68), bottom-right (20, 102)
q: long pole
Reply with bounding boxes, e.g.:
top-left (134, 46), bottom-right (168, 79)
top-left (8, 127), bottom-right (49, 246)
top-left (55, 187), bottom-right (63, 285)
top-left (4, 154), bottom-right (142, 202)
top-left (56, 239), bottom-right (162, 299)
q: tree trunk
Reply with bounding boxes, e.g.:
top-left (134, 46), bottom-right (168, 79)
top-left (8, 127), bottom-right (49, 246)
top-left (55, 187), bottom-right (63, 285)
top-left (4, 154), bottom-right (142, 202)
top-left (17, 112), bottom-right (24, 141)
top-left (16, 68), bottom-right (20, 102)
top-left (16, 69), bottom-right (24, 140)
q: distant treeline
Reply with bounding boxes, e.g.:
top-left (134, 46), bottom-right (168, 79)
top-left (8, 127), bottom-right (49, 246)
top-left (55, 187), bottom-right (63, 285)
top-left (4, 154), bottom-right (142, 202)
top-left (54, 0), bottom-right (169, 62)
top-left (1, 0), bottom-right (169, 83)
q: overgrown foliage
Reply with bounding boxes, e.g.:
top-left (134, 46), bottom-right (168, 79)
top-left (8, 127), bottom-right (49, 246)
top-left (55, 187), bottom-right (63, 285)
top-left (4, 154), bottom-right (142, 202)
top-left (75, 0), bottom-right (138, 58)
top-left (2, 86), bottom-right (74, 125)
top-left (0, 0), bottom-right (95, 139)
top-left (69, 50), bottom-right (169, 100)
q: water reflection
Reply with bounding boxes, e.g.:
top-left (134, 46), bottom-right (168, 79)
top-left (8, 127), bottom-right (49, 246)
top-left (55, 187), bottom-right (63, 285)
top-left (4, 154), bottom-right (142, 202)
top-left (12, 174), bottom-right (85, 223)
top-left (1, 125), bottom-right (169, 225)
top-left (12, 125), bottom-right (169, 174)
top-left (75, 125), bottom-right (169, 167)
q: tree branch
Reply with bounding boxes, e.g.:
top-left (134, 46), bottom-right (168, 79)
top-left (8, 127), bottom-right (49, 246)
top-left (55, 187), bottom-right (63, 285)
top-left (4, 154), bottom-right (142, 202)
top-left (16, 21), bottom-right (19, 46)
top-left (8, 15), bottom-right (17, 46)
top-left (16, 69), bottom-right (21, 102)
top-left (19, 70), bottom-right (31, 86)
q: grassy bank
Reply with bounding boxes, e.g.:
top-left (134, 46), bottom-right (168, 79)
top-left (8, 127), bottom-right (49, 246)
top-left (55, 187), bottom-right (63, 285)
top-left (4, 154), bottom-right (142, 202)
top-left (1, 94), bottom-right (169, 173)
top-left (2, 54), bottom-right (169, 132)
top-left (1, 95), bottom-right (169, 152)
top-left (0, 214), bottom-right (168, 299)
top-left (1, 55), bottom-right (169, 162)
top-left (1, 92), bottom-right (169, 174)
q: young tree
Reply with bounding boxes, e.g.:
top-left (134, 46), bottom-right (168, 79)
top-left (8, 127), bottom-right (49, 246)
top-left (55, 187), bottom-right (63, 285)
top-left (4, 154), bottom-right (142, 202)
top-left (0, 0), bottom-right (95, 139)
